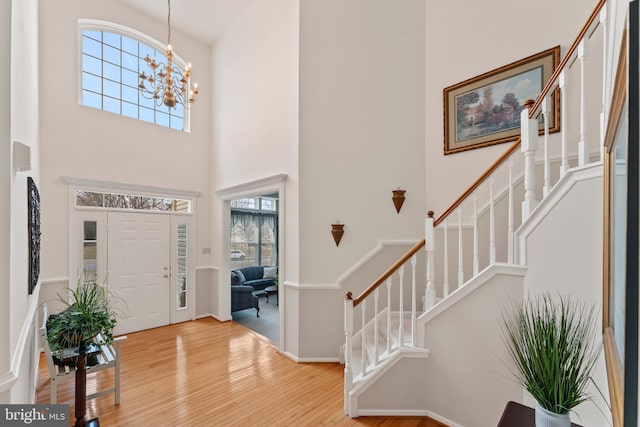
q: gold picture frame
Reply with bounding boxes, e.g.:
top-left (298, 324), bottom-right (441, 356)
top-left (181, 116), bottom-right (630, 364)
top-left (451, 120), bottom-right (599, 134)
top-left (443, 46), bottom-right (560, 155)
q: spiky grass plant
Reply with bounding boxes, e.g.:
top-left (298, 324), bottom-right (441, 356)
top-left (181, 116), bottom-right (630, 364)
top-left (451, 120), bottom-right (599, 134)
top-left (501, 293), bottom-right (600, 415)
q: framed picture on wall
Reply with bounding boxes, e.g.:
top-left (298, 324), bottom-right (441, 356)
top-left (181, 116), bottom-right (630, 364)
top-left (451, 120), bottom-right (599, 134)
top-left (443, 46), bottom-right (560, 155)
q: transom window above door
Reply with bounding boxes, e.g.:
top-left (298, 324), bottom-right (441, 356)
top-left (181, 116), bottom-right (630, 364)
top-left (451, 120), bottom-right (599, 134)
top-left (78, 20), bottom-right (190, 131)
top-left (75, 189), bottom-right (192, 213)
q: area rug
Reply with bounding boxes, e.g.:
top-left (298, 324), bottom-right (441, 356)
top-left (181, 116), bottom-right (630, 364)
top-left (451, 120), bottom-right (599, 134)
top-left (232, 294), bottom-right (279, 344)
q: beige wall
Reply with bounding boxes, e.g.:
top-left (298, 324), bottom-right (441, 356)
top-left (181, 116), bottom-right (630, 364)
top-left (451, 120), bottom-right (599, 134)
top-left (294, 0), bottom-right (426, 359)
top-left (425, 0), bottom-right (597, 216)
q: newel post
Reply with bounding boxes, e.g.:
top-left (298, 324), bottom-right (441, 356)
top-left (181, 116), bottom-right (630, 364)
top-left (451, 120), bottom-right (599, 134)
top-left (344, 293), bottom-right (354, 415)
top-left (425, 211), bottom-right (436, 310)
top-left (521, 100), bottom-right (539, 221)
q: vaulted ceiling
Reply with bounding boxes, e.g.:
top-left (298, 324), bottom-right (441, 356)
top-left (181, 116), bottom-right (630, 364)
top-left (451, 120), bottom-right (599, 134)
top-left (118, 0), bottom-right (254, 45)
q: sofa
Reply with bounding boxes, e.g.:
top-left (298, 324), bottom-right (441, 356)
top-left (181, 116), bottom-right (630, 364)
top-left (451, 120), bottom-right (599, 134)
top-left (231, 285), bottom-right (259, 317)
top-left (231, 266), bottom-right (277, 292)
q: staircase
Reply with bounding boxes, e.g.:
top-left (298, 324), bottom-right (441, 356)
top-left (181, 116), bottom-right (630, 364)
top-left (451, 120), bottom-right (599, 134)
top-left (343, 0), bottom-right (611, 424)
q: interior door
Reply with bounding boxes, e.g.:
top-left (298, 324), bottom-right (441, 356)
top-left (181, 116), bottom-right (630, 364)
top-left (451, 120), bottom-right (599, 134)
top-left (108, 212), bottom-right (171, 335)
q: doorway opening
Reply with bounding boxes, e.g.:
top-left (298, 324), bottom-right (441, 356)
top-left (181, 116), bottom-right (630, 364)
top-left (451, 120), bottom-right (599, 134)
top-left (229, 193), bottom-right (279, 343)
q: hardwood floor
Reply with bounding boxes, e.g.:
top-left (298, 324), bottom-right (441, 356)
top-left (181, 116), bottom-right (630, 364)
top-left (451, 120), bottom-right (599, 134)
top-left (37, 318), bottom-right (447, 426)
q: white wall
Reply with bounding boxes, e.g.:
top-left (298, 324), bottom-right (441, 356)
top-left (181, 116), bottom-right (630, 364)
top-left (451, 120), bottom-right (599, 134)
top-left (425, 0), bottom-right (597, 216)
top-left (0, 0), bottom-right (12, 403)
top-left (0, 0), bottom-right (40, 404)
top-left (522, 174), bottom-right (611, 426)
top-left (38, 0), bottom-right (212, 283)
top-left (0, 0), bottom-right (13, 401)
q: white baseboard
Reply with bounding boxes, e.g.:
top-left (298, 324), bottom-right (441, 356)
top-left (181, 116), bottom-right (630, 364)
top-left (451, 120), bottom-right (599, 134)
top-left (426, 411), bottom-right (464, 427)
top-left (279, 351), bottom-right (339, 363)
top-left (358, 409), bottom-right (428, 416)
top-left (207, 314), bottom-right (230, 322)
top-left (356, 409), bottom-right (462, 427)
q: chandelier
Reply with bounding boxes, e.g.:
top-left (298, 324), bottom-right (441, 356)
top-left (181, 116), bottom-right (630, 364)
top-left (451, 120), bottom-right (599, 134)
top-left (138, 0), bottom-right (199, 109)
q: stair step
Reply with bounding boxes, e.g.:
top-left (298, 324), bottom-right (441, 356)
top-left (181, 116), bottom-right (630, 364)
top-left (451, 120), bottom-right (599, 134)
top-left (350, 311), bottom-right (418, 380)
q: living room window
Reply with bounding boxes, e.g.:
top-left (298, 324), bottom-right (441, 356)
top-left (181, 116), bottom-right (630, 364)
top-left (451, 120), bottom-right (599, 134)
top-left (78, 19), bottom-right (189, 131)
top-left (230, 196), bottom-right (278, 269)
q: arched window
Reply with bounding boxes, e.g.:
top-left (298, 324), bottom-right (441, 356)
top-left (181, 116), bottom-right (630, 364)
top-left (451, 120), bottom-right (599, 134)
top-left (78, 19), bottom-right (190, 131)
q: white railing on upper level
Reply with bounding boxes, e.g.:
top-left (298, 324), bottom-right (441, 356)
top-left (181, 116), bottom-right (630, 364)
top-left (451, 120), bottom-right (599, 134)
top-left (344, 0), bottom-right (608, 418)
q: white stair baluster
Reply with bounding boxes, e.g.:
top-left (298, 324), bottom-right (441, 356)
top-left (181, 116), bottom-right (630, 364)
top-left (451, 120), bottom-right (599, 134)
top-left (559, 70), bottom-right (570, 177)
top-left (344, 296), bottom-right (354, 415)
top-left (386, 278), bottom-right (392, 355)
top-left (489, 175), bottom-right (496, 264)
top-left (443, 219), bottom-right (449, 297)
top-left (398, 265), bottom-right (405, 347)
top-left (578, 38), bottom-right (589, 166)
top-left (373, 289), bottom-right (379, 367)
top-left (542, 96), bottom-right (551, 197)
top-left (600, 7), bottom-right (608, 162)
top-left (458, 207), bottom-right (464, 288)
top-left (410, 254), bottom-right (417, 347)
top-left (361, 301), bottom-right (367, 377)
top-left (521, 100), bottom-right (539, 220)
top-left (425, 211), bottom-right (436, 309)
top-left (507, 156), bottom-right (515, 264)
top-left (472, 191), bottom-right (479, 275)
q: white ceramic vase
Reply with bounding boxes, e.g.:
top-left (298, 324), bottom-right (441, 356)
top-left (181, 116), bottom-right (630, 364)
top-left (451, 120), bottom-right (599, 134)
top-left (535, 402), bottom-right (571, 427)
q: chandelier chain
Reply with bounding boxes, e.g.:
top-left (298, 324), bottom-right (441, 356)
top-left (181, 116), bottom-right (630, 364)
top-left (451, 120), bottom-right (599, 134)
top-left (167, 0), bottom-right (171, 47)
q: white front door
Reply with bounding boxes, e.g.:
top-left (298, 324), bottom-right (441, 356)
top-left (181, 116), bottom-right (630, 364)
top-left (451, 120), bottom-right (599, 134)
top-left (108, 212), bottom-right (171, 335)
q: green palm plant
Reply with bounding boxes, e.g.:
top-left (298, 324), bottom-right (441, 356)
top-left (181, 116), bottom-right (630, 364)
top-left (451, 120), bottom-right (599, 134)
top-left (47, 277), bottom-right (119, 352)
top-left (501, 293), bottom-right (600, 415)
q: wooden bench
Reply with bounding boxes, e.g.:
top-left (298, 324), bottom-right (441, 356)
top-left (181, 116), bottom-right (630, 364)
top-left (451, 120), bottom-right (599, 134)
top-left (39, 303), bottom-right (127, 405)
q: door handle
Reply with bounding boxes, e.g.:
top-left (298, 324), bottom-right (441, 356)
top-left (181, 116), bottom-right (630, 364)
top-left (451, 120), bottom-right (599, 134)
top-left (163, 274), bottom-right (169, 278)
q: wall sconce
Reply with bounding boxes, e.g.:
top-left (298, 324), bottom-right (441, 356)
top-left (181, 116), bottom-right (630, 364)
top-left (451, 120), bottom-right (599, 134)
top-left (392, 188), bottom-right (406, 213)
top-left (331, 222), bottom-right (344, 247)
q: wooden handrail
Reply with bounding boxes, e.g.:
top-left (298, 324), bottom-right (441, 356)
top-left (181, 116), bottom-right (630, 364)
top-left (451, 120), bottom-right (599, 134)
top-left (434, 140), bottom-right (522, 227)
top-left (347, 238), bottom-right (426, 306)
top-left (528, 0), bottom-right (607, 118)
top-left (345, 0), bottom-right (608, 311)
top-left (435, 0), bottom-right (607, 228)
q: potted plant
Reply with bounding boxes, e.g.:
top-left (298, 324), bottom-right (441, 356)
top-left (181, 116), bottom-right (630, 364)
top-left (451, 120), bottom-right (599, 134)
top-left (501, 293), bottom-right (600, 427)
top-left (47, 277), bottom-right (119, 353)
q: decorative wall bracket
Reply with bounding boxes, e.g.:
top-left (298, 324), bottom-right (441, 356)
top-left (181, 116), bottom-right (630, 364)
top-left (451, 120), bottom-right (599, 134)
top-left (392, 189), bottom-right (406, 213)
top-left (331, 223), bottom-right (344, 247)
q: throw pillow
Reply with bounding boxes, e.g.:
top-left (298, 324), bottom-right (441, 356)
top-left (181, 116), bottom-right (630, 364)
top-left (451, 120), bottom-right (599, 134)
top-left (230, 271), bottom-right (240, 286)
top-left (235, 269), bottom-right (246, 283)
top-left (263, 266), bottom-right (277, 279)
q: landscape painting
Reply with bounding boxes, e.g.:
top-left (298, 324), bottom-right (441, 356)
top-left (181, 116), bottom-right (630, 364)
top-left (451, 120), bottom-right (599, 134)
top-left (444, 46), bottom-right (560, 155)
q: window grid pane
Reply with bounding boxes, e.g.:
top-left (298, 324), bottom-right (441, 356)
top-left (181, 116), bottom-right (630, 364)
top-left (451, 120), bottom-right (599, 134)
top-left (83, 221), bottom-right (98, 281)
top-left (80, 29), bottom-right (186, 131)
top-left (75, 190), bottom-right (191, 213)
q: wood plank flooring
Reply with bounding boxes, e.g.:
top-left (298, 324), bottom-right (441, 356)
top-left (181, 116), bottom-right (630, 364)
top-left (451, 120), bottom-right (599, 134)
top-left (36, 318), bottom-right (446, 426)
